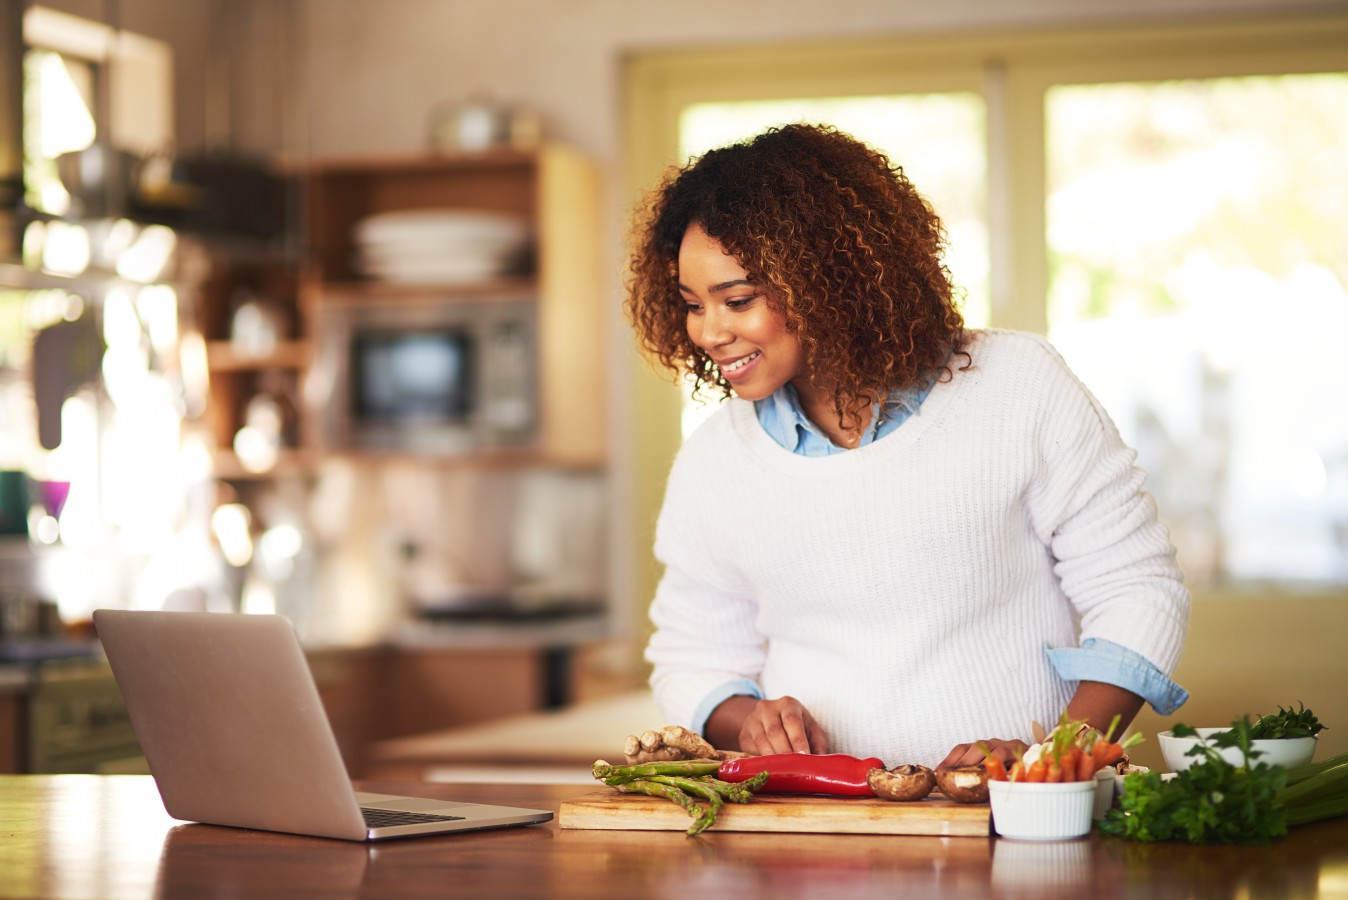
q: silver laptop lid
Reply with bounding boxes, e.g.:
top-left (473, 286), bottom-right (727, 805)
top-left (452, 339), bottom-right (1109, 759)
top-left (94, 609), bottom-right (373, 840)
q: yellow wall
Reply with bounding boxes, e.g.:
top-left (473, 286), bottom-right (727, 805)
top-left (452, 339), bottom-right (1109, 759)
top-left (1128, 592), bottom-right (1348, 771)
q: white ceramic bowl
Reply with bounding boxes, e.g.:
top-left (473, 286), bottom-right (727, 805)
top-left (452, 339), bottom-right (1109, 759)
top-left (1113, 765), bottom-right (1151, 799)
top-left (1157, 728), bottom-right (1317, 773)
top-left (989, 780), bottom-right (1097, 841)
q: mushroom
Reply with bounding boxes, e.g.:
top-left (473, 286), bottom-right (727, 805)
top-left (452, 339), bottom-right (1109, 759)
top-left (868, 764), bottom-right (937, 801)
top-left (935, 764), bottom-right (989, 804)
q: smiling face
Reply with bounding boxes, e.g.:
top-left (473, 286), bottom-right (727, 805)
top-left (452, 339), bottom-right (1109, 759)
top-left (678, 223), bottom-right (808, 403)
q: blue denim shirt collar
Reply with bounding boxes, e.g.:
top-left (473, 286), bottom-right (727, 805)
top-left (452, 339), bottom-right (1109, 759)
top-left (755, 379), bottom-right (933, 456)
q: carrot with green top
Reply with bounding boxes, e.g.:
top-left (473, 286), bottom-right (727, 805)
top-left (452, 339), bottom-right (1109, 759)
top-left (975, 742), bottom-right (1011, 782)
top-left (1091, 740), bottom-right (1123, 769)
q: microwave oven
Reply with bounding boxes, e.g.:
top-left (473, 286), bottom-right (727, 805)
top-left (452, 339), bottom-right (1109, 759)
top-left (311, 295), bottom-right (537, 455)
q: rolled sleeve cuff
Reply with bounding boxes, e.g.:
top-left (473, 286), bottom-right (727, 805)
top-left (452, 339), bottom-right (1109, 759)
top-left (1047, 638), bottom-right (1189, 716)
top-left (691, 678), bottom-right (764, 736)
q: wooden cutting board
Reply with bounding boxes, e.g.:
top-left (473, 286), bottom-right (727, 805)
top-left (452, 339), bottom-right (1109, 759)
top-left (559, 789), bottom-right (991, 836)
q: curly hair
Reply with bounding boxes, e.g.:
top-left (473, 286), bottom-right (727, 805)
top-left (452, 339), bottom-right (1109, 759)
top-left (625, 123), bottom-right (968, 429)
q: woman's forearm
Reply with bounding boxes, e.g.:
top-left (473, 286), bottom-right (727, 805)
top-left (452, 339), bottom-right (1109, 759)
top-left (1065, 680), bottom-right (1145, 736)
top-left (704, 695), bottom-right (759, 752)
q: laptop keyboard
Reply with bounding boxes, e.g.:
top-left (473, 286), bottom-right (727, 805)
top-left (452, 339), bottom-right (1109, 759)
top-left (361, 808), bottom-right (467, 828)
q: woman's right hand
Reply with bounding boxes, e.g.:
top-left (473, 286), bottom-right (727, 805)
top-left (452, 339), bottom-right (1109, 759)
top-left (707, 695), bottom-right (830, 755)
top-left (937, 738), bottom-right (1030, 770)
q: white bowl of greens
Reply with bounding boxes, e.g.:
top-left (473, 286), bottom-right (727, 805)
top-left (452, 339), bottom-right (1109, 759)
top-left (1159, 729), bottom-right (1316, 772)
top-left (1158, 704), bottom-right (1323, 773)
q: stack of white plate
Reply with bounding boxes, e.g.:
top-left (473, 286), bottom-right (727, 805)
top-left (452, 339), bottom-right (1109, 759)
top-left (353, 208), bottom-right (532, 283)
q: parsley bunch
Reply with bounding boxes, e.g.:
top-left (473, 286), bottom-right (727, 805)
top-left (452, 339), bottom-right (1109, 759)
top-left (1098, 720), bottom-right (1289, 845)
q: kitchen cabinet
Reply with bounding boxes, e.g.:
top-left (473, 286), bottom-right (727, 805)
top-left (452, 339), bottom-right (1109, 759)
top-left (0, 685), bottom-right (22, 772)
top-left (377, 646), bottom-right (549, 739)
top-left (302, 145), bottom-right (606, 468)
top-left (306, 644), bottom-right (385, 776)
top-left (0, 658), bottom-right (146, 775)
top-left (304, 643), bottom-right (582, 777)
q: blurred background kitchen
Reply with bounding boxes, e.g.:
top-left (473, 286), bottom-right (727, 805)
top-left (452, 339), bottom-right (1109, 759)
top-left (0, 0), bottom-right (1344, 779)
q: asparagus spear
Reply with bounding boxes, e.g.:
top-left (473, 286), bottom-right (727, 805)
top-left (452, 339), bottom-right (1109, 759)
top-left (646, 772), bottom-right (768, 803)
top-left (614, 775), bottom-right (723, 836)
top-left (592, 759), bottom-right (722, 784)
top-left (644, 777), bottom-right (726, 836)
top-left (728, 769), bottom-right (771, 797)
top-left (615, 779), bottom-right (703, 818)
top-left (688, 790), bottom-right (724, 836)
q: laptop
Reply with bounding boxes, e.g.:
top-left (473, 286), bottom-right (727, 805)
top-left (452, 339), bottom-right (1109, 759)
top-left (92, 608), bottom-right (554, 841)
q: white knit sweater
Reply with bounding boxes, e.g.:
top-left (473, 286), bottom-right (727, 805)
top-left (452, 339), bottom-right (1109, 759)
top-left (645, 329), bottom-right (1190, 768)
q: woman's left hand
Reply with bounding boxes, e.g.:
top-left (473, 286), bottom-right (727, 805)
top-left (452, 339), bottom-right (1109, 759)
top-left (938, 738), bottom-right (1028, 770)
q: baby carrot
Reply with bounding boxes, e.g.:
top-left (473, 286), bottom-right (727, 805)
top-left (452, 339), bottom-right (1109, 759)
top-left (1026, 759), bottom-right (1048, 783)
top-left (1008, 760), bottom-right (1026, 783)
top-left (1061, 746), bottom-right (1083, 782)
top-left (985, 755), bottom-right (1009, 782)
top-left (1075, 745), bottom-right (1098, 781)
top-left (1092, 741), bottom-right (1123, 769)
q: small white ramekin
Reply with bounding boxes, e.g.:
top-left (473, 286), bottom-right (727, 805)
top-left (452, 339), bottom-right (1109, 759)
top-left (989, 779), bottom-right (1097, 841)
top-left (1092, 767), bottom-right (1116, 819)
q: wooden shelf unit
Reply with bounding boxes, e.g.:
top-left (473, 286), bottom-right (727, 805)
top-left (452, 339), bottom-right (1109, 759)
top-left (303, 144), bottom-right (607, 469)
top-left (195, 253), bottom-right (306, 471)
top-left (204, 340), bottom-right (310, 372)
top-left (197, 143), bottom-right (606, 477)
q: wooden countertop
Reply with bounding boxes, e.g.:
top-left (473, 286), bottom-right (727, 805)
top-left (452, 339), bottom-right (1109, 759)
top-left (3, 774), bottom-right (1347, 899)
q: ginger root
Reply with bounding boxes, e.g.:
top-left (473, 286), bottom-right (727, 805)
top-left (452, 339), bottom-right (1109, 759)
top-left (622, 724), bottom-right (747, 764)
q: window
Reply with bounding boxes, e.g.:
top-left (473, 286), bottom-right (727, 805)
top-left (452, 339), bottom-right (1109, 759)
top-left (1046, 74), bottom-right (1348, 587)
top-left (624, 12), bottom-right (1348, 602)
top-left (22, 47), bottom-right (98, 217)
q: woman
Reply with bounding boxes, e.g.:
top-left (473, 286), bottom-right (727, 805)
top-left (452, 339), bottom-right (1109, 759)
top-left (625, 124), bottom-right (1189, 769)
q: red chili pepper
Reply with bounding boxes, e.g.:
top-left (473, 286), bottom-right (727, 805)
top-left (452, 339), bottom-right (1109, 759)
top-left (717, 753), bottom-right (884, 796)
